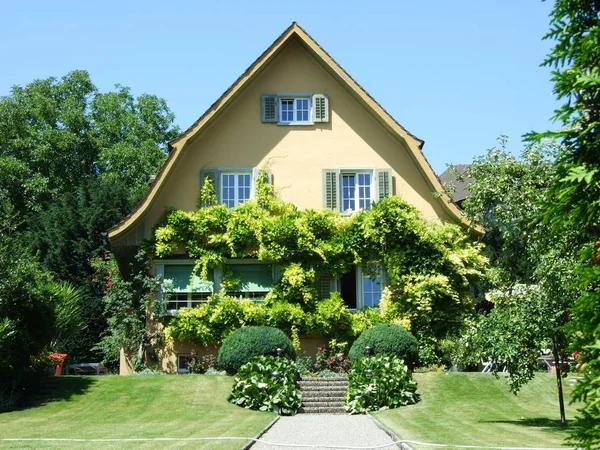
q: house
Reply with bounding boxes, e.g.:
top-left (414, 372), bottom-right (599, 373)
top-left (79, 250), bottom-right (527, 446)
top-left (438, 164), bottom-right (473, 208)
top-left (108, 22), bottom-right (473, 373)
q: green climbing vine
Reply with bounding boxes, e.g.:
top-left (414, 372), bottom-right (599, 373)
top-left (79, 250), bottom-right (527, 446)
top-left (152, 171), bottom-right (488, 355)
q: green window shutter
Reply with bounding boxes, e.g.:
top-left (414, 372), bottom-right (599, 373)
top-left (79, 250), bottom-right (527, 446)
top-left (163, 265), bottom-right (214, 293)
top-left (314, 273), bottom-right (334, 300)
top-left (312, 94), bottom-right (329, 123)
top-left (230, 264), bottom-right (273, 292)
top-left (200, 169), bottom-right (220, 206)
top-left (261, 95), bottom-right (278, 122)
top-left (322, 169), bottom-right (339, 211)
top-left (377, 168), bottom-right (392, 201)
top-left (273, 265), bottom-right (282, 282)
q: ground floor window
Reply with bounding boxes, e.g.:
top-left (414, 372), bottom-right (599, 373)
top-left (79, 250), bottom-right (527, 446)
top-left (156, 261), bottom-right (277, 310)
top-left (225, 263), bottom-right (274, 300)
top-left (158, 264), bottom-right (214, 313)
top-left (339, 265), bottom-right (383, 309)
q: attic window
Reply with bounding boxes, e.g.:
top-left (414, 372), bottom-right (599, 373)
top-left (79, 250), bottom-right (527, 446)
top-left (261, 94), bottom-right (329, 124)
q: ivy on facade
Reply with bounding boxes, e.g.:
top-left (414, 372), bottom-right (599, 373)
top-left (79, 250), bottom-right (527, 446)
top-left (149, 173), bottom-right (488, 352)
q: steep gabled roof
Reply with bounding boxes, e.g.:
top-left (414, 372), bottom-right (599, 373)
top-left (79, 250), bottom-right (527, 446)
top-left (108, 22), bottom-right (476, 243)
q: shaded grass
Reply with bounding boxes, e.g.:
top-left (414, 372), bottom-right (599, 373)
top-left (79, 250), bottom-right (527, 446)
top-left (0, 375), bottom-right (275, 449)
top-left (374, 373), bottom-right (579, 449)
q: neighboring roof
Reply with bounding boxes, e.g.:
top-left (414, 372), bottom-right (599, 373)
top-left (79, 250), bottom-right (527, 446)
top-left (108, 22), bottom-right (479, 243)
top-left (439, 164), bottom-right (474, 204)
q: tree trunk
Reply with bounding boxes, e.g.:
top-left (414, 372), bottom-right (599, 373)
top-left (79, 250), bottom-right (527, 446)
top-left (552, 335), bottom-right (567, 425)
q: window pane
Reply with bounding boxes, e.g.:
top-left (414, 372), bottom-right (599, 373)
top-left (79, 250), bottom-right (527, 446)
top-left (362, 275), bottom-right (382, 307)
top-left (281, 99), bottom-right (293, 122)
top-left (164, 265), bottom-right (214, 293)
top-left (228, 264), bottom-right (273, 292)
top-left (357, 173), bottom-right (371, 210)
top-left (342, 174), bottom-right (356, 212)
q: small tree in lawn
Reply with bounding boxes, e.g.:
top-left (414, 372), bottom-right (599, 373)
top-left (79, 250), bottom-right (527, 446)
top-left (450, 140), bottom-right (578, 425)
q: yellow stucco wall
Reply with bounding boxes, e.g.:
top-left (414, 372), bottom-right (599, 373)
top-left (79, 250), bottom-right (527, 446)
top-left (157, 337), bottom-right (328, 374)
top-left (139, 37), bottom-right (453, 239)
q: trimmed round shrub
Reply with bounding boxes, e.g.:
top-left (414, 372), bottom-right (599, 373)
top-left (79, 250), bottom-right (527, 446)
top-left (218, 326), bottom-right (295, 374)
top-left (349, 324), bottom-right (418, 365)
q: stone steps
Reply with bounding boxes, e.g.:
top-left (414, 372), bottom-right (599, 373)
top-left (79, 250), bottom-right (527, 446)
top-left (299, 377), bottom-right (348, 414)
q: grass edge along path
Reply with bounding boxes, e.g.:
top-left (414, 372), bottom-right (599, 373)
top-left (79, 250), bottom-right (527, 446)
top-left (374, 372), bottom-right (578, 450)
top-left (0, 374), bottom-right (275, 449)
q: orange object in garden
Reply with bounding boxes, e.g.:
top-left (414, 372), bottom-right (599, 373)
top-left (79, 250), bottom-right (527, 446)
top-left (48, 353), bottom-right (67, 376)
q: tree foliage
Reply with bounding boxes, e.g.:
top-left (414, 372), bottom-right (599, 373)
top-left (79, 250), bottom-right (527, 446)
top-left (0, 70), bottom-right (179, 362)
top-left (528, 1), bottom-right (600, 446)
top-left (449, 139), bottom-right (559, 286)
top-left (0, 196), bottom-right (55, 399)
top-left (449, 140), bottom-right (578, 423)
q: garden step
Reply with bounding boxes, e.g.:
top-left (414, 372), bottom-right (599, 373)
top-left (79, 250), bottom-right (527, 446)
top-left (298, 406), bottom-right (346, 414)
top-left (299, 380), bottom-right (348, 387)
top-left (302, 400), bottom-right (344, 408)
top-left (302, 390), bottom-right (347, 398)
top-left (298, 376), bottom-right (348, 414)
top-left (300, 384), bottom-right (348, 392)
top-left (303, 397), bottom-right (345, 403)
top-left (300, 377), bottom-right (348, 383)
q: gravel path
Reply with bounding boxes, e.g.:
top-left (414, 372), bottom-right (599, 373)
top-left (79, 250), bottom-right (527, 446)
top-left (250, 414), bottom-right (400, 450)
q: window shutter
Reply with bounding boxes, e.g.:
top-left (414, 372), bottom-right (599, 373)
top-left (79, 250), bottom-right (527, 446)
top-left (322, 169), bottom-right (339, 211)
top-left (314, 273), bottom-right (334, 300)
top-left (252, 167), bottom-right (273, 199)
top-left (312, 94), bottom-right (329, 123)
top-left (200, 169), bottom-right (219, 206)
top-left (261, 95), bottom-right (278, 122)
top-left (273, 264), bottom-right (282, 282)
top-left (376, 168), bottom-right (392, 201)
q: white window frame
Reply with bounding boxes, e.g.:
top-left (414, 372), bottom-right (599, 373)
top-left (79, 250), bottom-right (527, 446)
top-left (220, 171), bottom-right (252, 208)
top-left (339, 168), bottom-right (375, 214)
top-left (155, 260), bottom-right (214, 316)
top-left (278, 93), bottom-right (313, 125)
top-left (360, 266), bottom-right (383, 309)
top-left (334, 265), bottom-right (384, 310)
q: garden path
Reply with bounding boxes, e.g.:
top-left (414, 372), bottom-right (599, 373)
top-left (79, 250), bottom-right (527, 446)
top-left (250, 414), bottom-right (400, 449)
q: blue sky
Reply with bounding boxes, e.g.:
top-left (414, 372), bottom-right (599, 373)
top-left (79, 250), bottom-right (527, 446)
top-left (1, 0), bottom-right (557, 173)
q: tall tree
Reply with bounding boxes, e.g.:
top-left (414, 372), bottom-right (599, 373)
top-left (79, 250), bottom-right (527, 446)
top-left (529, 1), bottom-right (600, 446)
top-left (0, 70), bottom-right (179, 361)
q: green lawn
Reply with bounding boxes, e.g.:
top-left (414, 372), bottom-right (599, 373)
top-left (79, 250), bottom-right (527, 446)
top-left (0, 375), bottom-right (275, 449)
top-left (375, 372), bottom-right (579, 449)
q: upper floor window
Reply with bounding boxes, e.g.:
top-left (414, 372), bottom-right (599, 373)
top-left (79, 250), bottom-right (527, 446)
top-left (261, 93), bottom-right (329, 124)
top-left (280, 97), bottom-right (310, 123)
top-left (200, 168), bottom-right (272, 209)
top-left (221, 172), bottom-right (251, 208)
top-left (324, 168), bottom-right (391, 214)
top-left (342, 172), bottom-right (372, 213)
